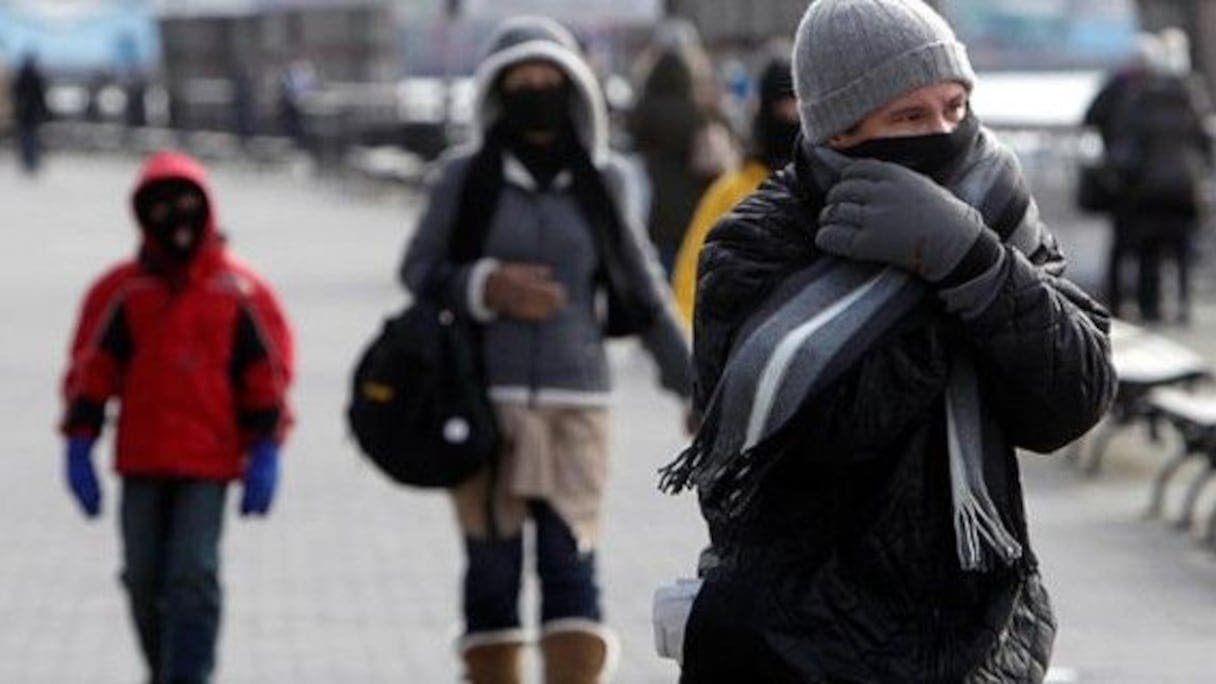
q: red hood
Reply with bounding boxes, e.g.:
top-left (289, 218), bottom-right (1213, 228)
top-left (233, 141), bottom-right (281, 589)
top-left (131, 151), bottom-right (222, 276)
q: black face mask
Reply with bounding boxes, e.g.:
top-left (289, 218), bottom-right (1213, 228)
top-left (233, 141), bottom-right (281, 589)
top-left (500, 86), bottom-right (570, 136)
top-left (136, 180), bottom-right (210, 263)
top-left (841, 112), bottom-right (978, 180)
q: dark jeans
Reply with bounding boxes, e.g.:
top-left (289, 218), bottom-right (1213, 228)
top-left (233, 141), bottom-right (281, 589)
top-left (463, 500), bottom-right (600, 634)
top-left (16, 125), bottom-right (41, 174)
top-left (1136, 235), bottom-right (1192, 322)
top-left (1106, 213), bottom-right (1194, 322)
top-left (120, 477), bottom-right (227, 684)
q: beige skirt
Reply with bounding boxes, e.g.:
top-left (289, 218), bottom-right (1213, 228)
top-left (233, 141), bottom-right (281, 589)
top-left (451, 403), bottom-right (610, 551)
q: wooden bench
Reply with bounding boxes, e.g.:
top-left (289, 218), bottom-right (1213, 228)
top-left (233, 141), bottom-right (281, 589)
top-left (1144, 388), bottom-right (1216, 545)
top-left (1072, 320), bottom-right (1210, 475)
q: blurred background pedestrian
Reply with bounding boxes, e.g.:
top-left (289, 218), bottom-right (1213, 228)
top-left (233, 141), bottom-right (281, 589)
top-left (671, 50), bottom-right (797, 326)
top-left (1085, 29), bottom-right (1213, 324)
top-left (12, 53), bottom-right (48, 174)
top-left (279, 59), bottom-right (317, 154)
top-left (57, 151), bottom-right (295, 684)
top-left (0, 53), bottom-right (13, 139)
top-left (398, 17), bottom-right (691, 683)
top-left (628, 20), bottom-right (738, 276)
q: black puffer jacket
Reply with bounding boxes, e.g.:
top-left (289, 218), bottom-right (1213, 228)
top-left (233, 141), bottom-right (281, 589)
top-left (681, 147), bottom-right (1116, 683)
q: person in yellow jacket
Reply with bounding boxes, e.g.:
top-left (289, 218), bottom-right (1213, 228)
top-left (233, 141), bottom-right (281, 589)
top-left (673, 56), bottom-right (800, 325)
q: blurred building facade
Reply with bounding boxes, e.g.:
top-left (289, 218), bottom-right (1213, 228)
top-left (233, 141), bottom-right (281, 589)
top-left (1138, 0), bottom-right (1216, 97)
top-left (157, 1), bottom-right (398, 132)
top-left (668, 0), bottom-right (1213, 116)
top-left (663, 0), bottom-right (811, 49)
top-left (0, 1), bottom-right (159, 75)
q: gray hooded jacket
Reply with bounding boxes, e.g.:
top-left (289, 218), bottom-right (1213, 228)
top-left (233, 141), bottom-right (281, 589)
top-left (400, 17), bottom-right (691, 407)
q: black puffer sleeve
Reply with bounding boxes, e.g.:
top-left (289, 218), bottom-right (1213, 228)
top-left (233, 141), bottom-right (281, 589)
top-left (963, 240), bottom-right (1117, 453)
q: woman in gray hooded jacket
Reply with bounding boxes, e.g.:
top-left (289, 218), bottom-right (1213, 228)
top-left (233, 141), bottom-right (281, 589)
top-left (399, 17), bottom-right (691, 683)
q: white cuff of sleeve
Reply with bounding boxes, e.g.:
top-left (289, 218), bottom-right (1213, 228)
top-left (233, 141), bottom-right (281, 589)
top-left (467, 258), bottom-right (501, 323)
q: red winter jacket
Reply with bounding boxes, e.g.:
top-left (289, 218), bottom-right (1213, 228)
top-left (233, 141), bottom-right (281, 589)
top-left (60, 152), bottom-right (295, 481)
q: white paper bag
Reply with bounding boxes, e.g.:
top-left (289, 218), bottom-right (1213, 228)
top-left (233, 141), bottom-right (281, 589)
top-left (652, 578), bottom-right (703, 663)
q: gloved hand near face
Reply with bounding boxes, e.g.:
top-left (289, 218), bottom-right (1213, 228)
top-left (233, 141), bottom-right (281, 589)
top-left (815, 159), bottom-right (1002, 285)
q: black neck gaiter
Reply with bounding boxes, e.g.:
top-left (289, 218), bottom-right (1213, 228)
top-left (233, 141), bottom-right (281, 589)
top-left (507, 127), bottom-right (575, 190)
top-left (500, 86), bottom-right (570, 139)
top-left (841, 112), bottom-right (979, 181)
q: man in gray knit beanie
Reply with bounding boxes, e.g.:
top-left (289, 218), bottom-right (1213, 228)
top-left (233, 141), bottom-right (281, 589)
top-left (793, 0), bottom-right (975, 145)
top-left (667, 0), bottom-right (1115, 681)
top-left (792, 0), bottom-right (993, 285)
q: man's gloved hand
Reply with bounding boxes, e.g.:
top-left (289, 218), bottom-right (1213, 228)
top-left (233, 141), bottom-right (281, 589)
top-left (240, 440), bottom-right (280, 517)
top-left (815, 159), bottom-right (1001, 285)
top-left (65, 437), bottom-right (101, 518)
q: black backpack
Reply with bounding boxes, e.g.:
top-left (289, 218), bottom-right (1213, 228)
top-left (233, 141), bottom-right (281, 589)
top-left (347, 297), bottom-right (498, 488)
top-left (348, 152), bottom-right (501, 488)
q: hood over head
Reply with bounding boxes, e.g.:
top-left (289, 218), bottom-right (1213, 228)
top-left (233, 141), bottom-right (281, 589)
top-left (131, 151), bottom-right (219, 267)
top-left (471, 16), bottom-right (609, 164)
top-left (753, 55), bottom-right (798, 167)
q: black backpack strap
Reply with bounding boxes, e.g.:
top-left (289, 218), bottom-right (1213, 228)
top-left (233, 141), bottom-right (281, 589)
top-left (444, 124), bottom-right (508, 538)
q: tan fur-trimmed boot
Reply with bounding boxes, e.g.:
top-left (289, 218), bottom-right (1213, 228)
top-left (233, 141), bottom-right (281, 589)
top-left (540, 619), bottom-right (619, 684)
top-left (460, 630), bottom-right (526, 684)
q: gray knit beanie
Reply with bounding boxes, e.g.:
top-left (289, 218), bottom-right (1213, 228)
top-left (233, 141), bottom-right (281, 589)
top-left (793, 0), bottom-right (976, 143)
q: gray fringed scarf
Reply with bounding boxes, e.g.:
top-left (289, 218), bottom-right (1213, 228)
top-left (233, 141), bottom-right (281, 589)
top-left (661, 125), bottom-right (1050, 571)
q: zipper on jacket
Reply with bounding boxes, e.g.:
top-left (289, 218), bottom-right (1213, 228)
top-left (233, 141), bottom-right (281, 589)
top-left (931, 605), bottom-right (944, 680)
top-left (528, 323), bottom-right (541, 407)
top-left (527, 193), bottom-right (545, 408)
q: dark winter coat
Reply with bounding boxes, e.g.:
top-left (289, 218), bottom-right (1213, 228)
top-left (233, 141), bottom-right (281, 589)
top-left (1088, 71), bottom-right (1213, 239)
top-left (629, 51), bottom-right (719, 249)
top-left (13, 61), bottom-right (48, 128)
top-left (680, 142), bottom-right (1116, 682)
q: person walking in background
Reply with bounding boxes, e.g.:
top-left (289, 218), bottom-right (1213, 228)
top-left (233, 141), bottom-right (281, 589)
top-left (59, 151), bottom-right (295, 684)
top-left (1084, 34), bottom-right (1160, 319)
top-left (661, 0), bottom-right (1115, 680)
top-left (1118, 33), bottom-right (1211, 325)
top-left (1085, 30), bottom-right (1212, 323)
top-left (12, 54), bottom-right (49, 175)
top-left (0, 55), bottom-right (13, 139)
top-left (629, 21), bottom-right (737, 276)
top-left (124, 72), bottom-right (148, 130)
top-left (1116, 28), bottom-right (1211, 324)
top-left (399, 17), bottom-right (691, 683)
top-left (232, 66), bottom-right (257, 146)
top-left (279, 59), bottom-right (316, 154)
top-left (671, 54), bottom-right (799, 326)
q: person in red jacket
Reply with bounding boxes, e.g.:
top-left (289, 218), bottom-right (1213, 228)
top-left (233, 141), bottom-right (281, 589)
top-left (59, 150), bottom-right (294, 684)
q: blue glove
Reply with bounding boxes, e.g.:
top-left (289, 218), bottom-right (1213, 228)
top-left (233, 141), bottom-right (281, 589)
top-left (240, 440), bottom-right (280, 516)
top-left (65, 437), bottom-right (101, 518)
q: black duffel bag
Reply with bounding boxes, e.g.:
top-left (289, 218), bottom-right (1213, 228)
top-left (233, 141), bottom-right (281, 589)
top-left (1076, 162), bottom-right (1121, 214)
top-left (347, 298), bottom-right (498, 488)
